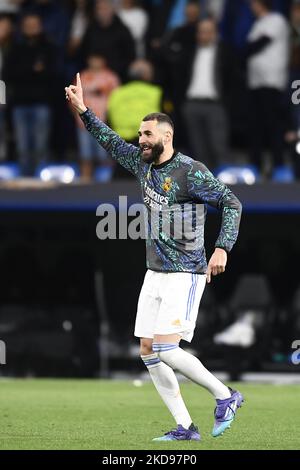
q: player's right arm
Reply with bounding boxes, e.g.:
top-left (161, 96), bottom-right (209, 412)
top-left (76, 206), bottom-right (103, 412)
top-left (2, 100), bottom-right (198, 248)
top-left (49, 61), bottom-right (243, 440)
top-left (65, 73), bottom-right (141, 177)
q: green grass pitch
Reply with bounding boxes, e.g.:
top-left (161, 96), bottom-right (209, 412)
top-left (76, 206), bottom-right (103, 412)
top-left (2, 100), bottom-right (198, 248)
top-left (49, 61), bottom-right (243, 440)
top-left (0, 379), bottom-right (298, 450)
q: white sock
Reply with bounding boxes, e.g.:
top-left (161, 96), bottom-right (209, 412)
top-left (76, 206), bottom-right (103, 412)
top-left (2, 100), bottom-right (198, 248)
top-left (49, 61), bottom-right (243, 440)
top-left (153, 344), bottom-right (231, 400)
top-left (141, 353), bottom-right (192, 429)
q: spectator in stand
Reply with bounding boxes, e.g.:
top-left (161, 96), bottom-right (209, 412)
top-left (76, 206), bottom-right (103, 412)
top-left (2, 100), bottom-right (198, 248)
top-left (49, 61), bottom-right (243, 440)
top-left (0, 16), bottom-right (13, 74)
top-left (108, 59), bottom-right (162, 177)
top-left (161, 0), bottom-right (201, 148)
top-left (108, 59), bottom-right (162, 142)
top-left (0, 15), bottom-right (14, 161)
top-left (78, 0), bottom-right (135, 81)
top-left (221, 0), bottom-right (292, 51)
top-left (65, 0), bottom-right (93, 83)
top-left (181, 17), bottom-right (235, 167)
top-left (3, 13), bottom-right (57, 175)
top-left (167, 0), bottom-right (226, 29)
top-left (19, 0), bottom-right (71, 49)
top-left (67, 0), bottom-right (92, 57)
top-left (290, 1), bottom-right (300, 88)
top-left (206, 0), bottom-right (226, 22)
top-left (164, 1), bottom-right (201, 71)
top-left (246, 0), bottom-right (290, 177)
top-left (0, 0), bottom-right (22, 17)
top-left (143, 0), bottom-right (174, 61)
top-left (72, 53), bottom-right (120, 181)
top-left (18, 1), bottom-right (72, 163)
top-left (116, 0), bottom-right (148, 58)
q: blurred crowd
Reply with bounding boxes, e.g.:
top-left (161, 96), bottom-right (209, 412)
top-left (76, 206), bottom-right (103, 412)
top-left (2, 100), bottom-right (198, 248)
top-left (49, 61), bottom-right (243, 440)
top-left (0, 0), bottom-right (300, 181)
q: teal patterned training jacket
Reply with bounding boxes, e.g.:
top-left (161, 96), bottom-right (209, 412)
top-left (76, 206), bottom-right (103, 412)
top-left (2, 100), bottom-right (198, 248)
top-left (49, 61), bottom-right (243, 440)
top-left (81, 108), bottom-right (242, 274)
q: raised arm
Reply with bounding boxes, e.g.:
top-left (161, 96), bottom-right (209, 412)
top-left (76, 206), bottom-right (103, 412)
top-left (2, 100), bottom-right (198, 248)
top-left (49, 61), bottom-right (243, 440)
top-left (65, 73), bottom-right (87, 114)
top-left (65, 74), bottom-right (141, 176)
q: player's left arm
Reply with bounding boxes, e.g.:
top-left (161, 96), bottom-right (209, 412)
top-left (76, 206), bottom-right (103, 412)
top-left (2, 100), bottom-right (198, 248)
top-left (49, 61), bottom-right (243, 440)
top-left (187, 162), bottom-right (242, 283)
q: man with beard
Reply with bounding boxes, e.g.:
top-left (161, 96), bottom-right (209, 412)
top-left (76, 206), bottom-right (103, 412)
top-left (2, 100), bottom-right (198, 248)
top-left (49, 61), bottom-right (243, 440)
top-left (65, 74), bottom-right (244, 441)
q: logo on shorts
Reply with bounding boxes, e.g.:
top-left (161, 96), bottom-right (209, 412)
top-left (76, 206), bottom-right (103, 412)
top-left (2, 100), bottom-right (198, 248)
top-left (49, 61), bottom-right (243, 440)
top-left (172, 319), bottom-right (181, 327)
top-left (162, 177), bottom-right (172, 192)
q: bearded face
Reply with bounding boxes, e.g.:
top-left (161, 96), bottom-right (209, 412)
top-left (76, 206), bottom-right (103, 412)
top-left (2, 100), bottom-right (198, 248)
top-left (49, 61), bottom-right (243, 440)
top-left (138, 118), bottom-right (173, 164)
top-left (140, 140), bottom-right (165, 164)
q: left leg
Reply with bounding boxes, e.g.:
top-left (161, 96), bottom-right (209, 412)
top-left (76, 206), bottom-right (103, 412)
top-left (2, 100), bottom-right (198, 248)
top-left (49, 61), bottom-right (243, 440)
top-left (140, 337), bottom-right (194, 431)
top-left (263, 88), bottom-right (285, 168)
top-left (135, 271), bottom-right (200, 441)
top-left (153, 273), bottom-right (244, 437)
top-left (0, 108), bottom-right (6, 160)
top-left (152, 273), bottom-right (229, 399)
top-left (205, 103), bottom-right (230, 167)
top-left (153, 333), bottom-right (231, 400)
top-left (153, 335), bottom-right (244, 438)
top-left (32, 105), bottom-right (52, 169)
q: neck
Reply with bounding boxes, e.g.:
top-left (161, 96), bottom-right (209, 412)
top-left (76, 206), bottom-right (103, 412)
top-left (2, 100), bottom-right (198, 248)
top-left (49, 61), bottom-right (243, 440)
top-left (154, 146), bottom-right (174, 166)
top-left (257, 9), bottom-right (269, 18)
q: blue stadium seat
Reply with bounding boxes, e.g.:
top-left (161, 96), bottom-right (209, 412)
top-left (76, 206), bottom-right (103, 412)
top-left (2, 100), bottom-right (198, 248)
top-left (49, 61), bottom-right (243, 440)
top-left (214, 165), bottom-right (259, 185)
top-left (272, 166), bottom-right (295, 183)
top-left (36, 163), bottom-right (80, 184)
top-left (94, 166), bottom-right (114, 183)
top-left (0, 163), bottom-right (21, 180)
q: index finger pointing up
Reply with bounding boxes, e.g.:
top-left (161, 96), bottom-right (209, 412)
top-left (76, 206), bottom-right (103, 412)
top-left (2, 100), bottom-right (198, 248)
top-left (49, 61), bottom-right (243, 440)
top-left (76, 73), bottom-right (82, 88)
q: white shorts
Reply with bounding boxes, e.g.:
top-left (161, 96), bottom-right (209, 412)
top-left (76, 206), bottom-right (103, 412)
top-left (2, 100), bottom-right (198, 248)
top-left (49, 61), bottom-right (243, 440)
top-left (134, 270), bottom-right (206, 343)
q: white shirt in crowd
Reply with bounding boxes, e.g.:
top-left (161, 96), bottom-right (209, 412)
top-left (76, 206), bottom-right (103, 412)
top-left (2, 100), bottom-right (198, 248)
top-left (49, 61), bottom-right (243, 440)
top-left (117, 7), bottom-right (148, 57)
top-left (186, 45), bottom-right (219, 100)
top-left (70, 9), bottom-right (88, 42)
top-left (0, 47), bottom-right (3, 76)
top-left (247, 12), bottom-right (290, 91)
top-left (207, 0), bottom-right (226, 22)
top-left (0, 0), bottom-right (20, 13)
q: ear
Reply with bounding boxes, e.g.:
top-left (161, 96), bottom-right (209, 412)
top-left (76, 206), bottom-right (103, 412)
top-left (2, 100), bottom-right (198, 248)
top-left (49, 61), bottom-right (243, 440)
top-left (164, 130), bottom-right (172, 144)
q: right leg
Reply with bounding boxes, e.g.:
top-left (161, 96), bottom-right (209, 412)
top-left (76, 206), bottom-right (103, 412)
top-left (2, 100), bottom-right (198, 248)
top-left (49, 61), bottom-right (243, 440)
top-left (263, 88), bottom-right (285, 167)
top-left (182, 100), bottom-right (209, 164)
top-left (135, 271), bottom-right (193, 431)
top-left (32, 105), bottom-right (52, 174)
top-left (0, 108), bottom-right (6, 160)
top-left (140, 337), bottom-right (193, 430)
top-left (77, 126), bottom-right (94, 181)
top-left (205, 103), bottom-right (230, 167)
top-left (12, 106), bottom-right (32, 176)
top-left (248, 89), bottom-right (265, 171)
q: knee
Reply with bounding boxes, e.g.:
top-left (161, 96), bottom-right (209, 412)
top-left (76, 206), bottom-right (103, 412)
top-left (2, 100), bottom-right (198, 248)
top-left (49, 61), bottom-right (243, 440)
top-left (140, 338), bottom-right (153, 356)
top-left (152, 343), bottom-right (179, 367)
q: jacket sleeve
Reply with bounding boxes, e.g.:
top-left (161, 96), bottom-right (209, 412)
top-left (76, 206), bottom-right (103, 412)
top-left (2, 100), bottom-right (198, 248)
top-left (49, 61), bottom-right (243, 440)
top-left (80, 108), bottom-right (141, 177)
top-left (245, 35), bottom-right (272, 58)
top-left (187, 162), bottom-right (242, 253)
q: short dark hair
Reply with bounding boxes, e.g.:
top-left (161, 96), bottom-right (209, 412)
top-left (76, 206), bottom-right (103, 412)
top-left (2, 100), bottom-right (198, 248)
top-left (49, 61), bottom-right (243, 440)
top-left (142, 113), bottom-right (174, 131)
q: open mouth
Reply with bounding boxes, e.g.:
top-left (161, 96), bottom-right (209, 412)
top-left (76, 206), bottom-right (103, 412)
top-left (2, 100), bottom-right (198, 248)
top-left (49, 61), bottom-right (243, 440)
top-left (141, 145), bottom-right (152, 154)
